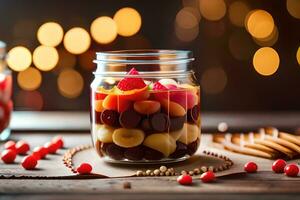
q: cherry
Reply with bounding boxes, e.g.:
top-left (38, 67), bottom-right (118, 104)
top-left (4, 140), bottom-right (16, 150)
top-left (272, 159), bottom-right (287, 173)
top-left (284, 164), bottom-right (299, 177)
top-left (244, 162), bottom-right (258, 173)
top-left (200, 171), bottom-right (216, 183)
top-left (44, 142), bottom-right (59, 154)
top-left (16, 140), bottom-right (30, 155)
top-left (52, 136), bottom-right (64, 149)
top-left (21, 155), bottom-right (38, 170)
top-left (77, 163), bottom-right (93, 175)
top-left (33, 146), bottom-right (48, 159)
top-left (177, 174), bottom-right (193, 185)
top-left (1, 149), bottom-right (17, 164)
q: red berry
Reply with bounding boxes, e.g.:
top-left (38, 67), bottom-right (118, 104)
top-left (33, 146), bottom-right (48, 159)
top-left (272, 159), bottom-right (287, 173)
top-left (16, 140), bottom-right (30, 155)
top-left (44, 142), bottom-right (59, 154)
top-left (244, 162), bottom-right (258, 173)
top-left (177, 174), bottom-right (193, 185)
top-left (284, 164), bottom-right (299, 177)
top-left (1, 149), bottom-right (17, 163)
top-left (21, 155), bottom-right (38, 170)
top-left (77, 163), bottom-right (92, 174)
top-left (200, 171), bottom-right (216, 183)
top-left (117, 68), bottom-right (146, 91)
top-left (4, 140), bottom-right (16, 150)
top-left (153, 81), bottom-right (168, 90)
top-left (51, 136), bottom-right (64, 149)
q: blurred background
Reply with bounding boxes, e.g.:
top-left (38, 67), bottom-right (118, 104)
top-left (0, 0), bottom-right (299, 112)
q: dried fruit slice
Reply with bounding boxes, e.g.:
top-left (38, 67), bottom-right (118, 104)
top-left (170, 123), bottom-right (188, 140)
top-left (134, 100), bottom-right (161, 115)
top-left (102, 95), bottom-right (131, 112)
top-left (112, 128), bottom-right (145, 148)
top-left (117, 68), bottom-right (146, 91)
top-left (98, 85), bottom-right (149, 101)
top-left (161, 100), bottom-right (186, 117)
top-left (178, 123), bottom-right (200, 145)
top-left (96, 125), bottom-right (115, 143)
top-left (143, 133), bottom-right (176, 157)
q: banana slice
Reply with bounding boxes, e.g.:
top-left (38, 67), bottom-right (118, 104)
top-left (178, 123), bottom-right (200, 145)
top-left (112, 128), bottom-right (145, 148)
top-left (170, 123), bottom-right (188, 140)
top-left (143, 133), bottom-right (176, 157)
top-left (96, 125), bottom-right (114, 143)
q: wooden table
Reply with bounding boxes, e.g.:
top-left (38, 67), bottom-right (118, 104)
top-left (1, 111), bottom-right (300, 200)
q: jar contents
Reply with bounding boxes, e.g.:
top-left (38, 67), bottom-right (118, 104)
top-left (91, 68), bottom-right (200, 163)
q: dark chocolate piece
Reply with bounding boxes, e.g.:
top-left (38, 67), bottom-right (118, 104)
top-left (141, 118), bottom-right (152, 132)
top-left (187, 105), bottom-right (200, 124)
top-left (101, 110), bottom-right (119, 127)
top-left (124, 146), bottom-right (145, 161)
top-left (187, 138), bottom-right (200, 155)
top-left (169, 142), bottom-right (188, 158)
top-left (119, 109), bottom-right (141, 128)
top-left (105, 143), bottom-right (124, 160)
top-left (150, 113), bottom-right (169, 132)
top-left (144, 146), bottom-right (164, 160)
top-left (169, 115), bottom-right (186, 132)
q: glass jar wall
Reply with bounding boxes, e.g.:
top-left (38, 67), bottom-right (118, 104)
top-left (90, 50), bottom-right (200, 163)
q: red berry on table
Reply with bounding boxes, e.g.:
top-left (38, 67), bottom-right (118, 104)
top-left (272, 159), bottom-right (287, 173)
top-left (200, 171), bottom-right (216, 183)
top-left (4, 140), bottom-right (16, 150)
top-left (21, 155), bottom-right (38, 170)
top-left (284, 164), bottom-right (299, 177)
top-left (15, 140), bottom-right (30, 155)
top-left (1, 149), bottom-right (17, 164)
top-left (44, 142), bottom-right (59, 154)
top-left (177, 174), bottom-right (193, 185)
top-left (33, 146), bottom-right (48, 159)
top-left (51, 136), bottom-right (64, 149)
top-left (77, 163), bottom-right (93, 175)
top-left (244, 162), bottom-right (258, 173)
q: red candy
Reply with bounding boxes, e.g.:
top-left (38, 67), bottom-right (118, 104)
top-left (1, 149), bottom-right (17, 163)
top-left (77, 163), bottom-right (93, 175)
top-left (21, 155), bottom-right (38, 170)
top-left (16, 140), bottom-right (30, 155)
top-left (200, 171), bottom-right (216, 183)
top-left (52, 136), bottom-right (64, 149)
top-left (4, 140), bottom-right (16, 150)
top-left (44, 142), bottom-right (59, 154)
top-left (33, 146), bottom-right (48, 159)
top-left (117, 68), bottom-right (146, 91)
top-left (244, 162), bottom-right (258, 173)
top-left (272, 159), bottom-right (287, 173)
top-left (284, 164), bottom-right (299, 177)
top-left (177, 174), bottom-right (193, 185)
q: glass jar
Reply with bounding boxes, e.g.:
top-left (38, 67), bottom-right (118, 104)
top-left (90, 50), bottom-right (200, 163)
top-left (0, 41), bottom-right (12, 141)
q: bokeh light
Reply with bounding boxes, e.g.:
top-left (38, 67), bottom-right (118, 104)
top-left (56, 48), bottom-right (76, 70)
top-left (229, 1), bottom-right (250, 27)
top-left (176, 7), bottom-right (199, 29)
top-left (175, 24), bottom-right (199, 42)
top-left (246, 10), bottom-right (275, 39)
top-left (253, 25), bottom-right (278, 47)
top-left (63, 27), bottom-right (91, 54)
top-left (37, 22), bottom-right (64, 47)
top-left (78, 50), bottom-right (96, 71)
top-left (200, 67), bottom-right (227, 94)
top-left (7, 46), bottom-right (32, 71)
top-left (33, 45), bottom-right (59, 71)
top-left (90, 16), bottom-right (118, 44)
top-left (17, 67), bottom-right (42, 91)
top-left (296, 47), bottom-right (300, 65)
top-left (113, 7), bottom-right (142, 37)
top-left (253, 47), bottom-right (280, 76)
top-left (16, 90), bottom-right (43, 111)
top-left (286, 0), bottom-right (300, 19)
top-left (57, 69), bottom-right (84, 98)
top-left (199, 0), bottom-right (226, 21)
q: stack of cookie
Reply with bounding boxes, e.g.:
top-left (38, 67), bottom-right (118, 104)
top-left (213, 127), bottom-right (300, 159)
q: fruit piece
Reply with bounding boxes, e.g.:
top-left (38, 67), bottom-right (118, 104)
top-left (187, 138), bottom-right (200, 155)
top-left (98, 85), bottom-right (149, 101)
top-left (95, 92), bottom-right (107, 100)
top-left (77, 163), bottom-right (93, 174)
top-left (144, 147), bottom-right (164, 160)
top-left (95, 100), bottom-right (105, 112)
top-left (105, 143), bottom-right (125, 160)
top-left (177, 174), bottom-right (192, 185)
top-left (244, 162), bottom-right (258, 173)
top-left (44, 142), bottom-right (59, 154)
top-left (124, 146), bottom-right (145, 161)
top-left (170, 91), bottom-right (198, 109)
top-left (102, 95), bottom-right (131, 112)
top-left (187, 105), bottom-right (200, 124)
top-left (96, 125), bottom-right (114, 143)
top-left (169, 116), bottom-right (185, 132)
top-left (52, 136), bottom-right (64, 149)
top-left (272, 159), bottom-right (287, 173)
top-left (200, 171), bottom-right (216, 183)
top-left (21, 155), bottom-right (38, 170)
top-left (1, 149), bottom-right (17, 163)
top-left (178, 123), bottom-right (200, 145)
top-left (143, 133), bottom-right (176, 157)
top-left (32, 146), bottom-right (48, 160)
top-left (153, 81), bottom-right (168, 90)
top-left (117, 68), bottom-right (146, 91)
top-left (159, 79), bottom-right (178, 86)
top-left (150, 113), bottom-right (169, 132)
top-left (134, 100), bottom-right (161, 115)
top-left (112, 128), bottom-right (145, 148)
top-left (119, 110), bottom-right (141, 128)
top-left (16, 140), bottom-right (30, 155)
top-left (170, 123), bottom-right (187, 140)
top-left (284, 164), bottom-right (299, 177)
top-left (101, 110), bottom-right (120, 127)
top-left (161, 100), bottom-right (186, 117)
top-left (4, 140), bottom-right (16, 150)
top-left (169, 142), bottom-right (187, 158)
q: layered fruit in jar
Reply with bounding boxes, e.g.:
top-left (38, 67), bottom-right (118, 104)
top-left (91, 68), bottom-right (200, 162)
top-left (0, 72), bottom-right (12, 134)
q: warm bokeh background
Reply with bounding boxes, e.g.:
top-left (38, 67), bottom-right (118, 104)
top-left (0, 0), bottom-right (299, 111)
